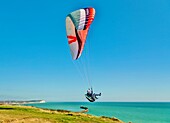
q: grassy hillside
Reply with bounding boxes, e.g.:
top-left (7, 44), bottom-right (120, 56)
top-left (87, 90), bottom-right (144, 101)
top-left (0, 105), bottom-right (124, 123)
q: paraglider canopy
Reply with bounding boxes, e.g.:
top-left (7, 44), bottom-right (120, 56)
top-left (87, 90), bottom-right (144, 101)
top-left (66, 7), bottom-right (95, 60)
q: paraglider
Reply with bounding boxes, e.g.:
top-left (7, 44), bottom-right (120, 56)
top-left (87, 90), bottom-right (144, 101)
top-left (65, 7), bottom-right (101, 102)
top-left (85, 88), bottom-right (101, 102)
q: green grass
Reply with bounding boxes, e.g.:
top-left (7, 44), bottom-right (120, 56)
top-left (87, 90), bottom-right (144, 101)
top-left (0, 105), bottom-right (124, 123)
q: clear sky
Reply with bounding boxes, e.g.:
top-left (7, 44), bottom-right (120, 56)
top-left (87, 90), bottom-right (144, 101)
top-left (0, 0), bottom-right (170, 102)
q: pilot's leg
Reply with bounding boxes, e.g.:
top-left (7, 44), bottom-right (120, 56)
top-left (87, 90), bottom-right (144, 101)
top-left (95, 93), bottom-right (101, 96)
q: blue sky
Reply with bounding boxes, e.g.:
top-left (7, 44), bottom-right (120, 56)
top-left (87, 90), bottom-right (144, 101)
top-left (0, 0), bottom-right (170, 102)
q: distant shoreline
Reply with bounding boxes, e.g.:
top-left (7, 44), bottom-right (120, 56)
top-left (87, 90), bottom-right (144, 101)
top-left (0, 100), bottom-right (45, 105)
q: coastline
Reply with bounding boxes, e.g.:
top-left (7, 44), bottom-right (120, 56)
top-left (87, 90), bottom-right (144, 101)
top-left (0, 104), bottom-right (124, 123)
top-left (0, 100), bottom-right (45, 105)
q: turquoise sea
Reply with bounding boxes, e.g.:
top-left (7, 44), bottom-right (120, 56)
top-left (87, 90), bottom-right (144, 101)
top-left (25, 102), bottom-right (170, 123)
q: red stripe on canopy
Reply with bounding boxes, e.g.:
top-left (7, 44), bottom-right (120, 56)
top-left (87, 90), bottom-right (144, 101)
top-left (67, 35), bottom-right (77, 44)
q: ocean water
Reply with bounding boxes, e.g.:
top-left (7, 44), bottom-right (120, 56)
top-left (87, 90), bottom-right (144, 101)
top-left (25, 102), bottom-right (170, 123)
